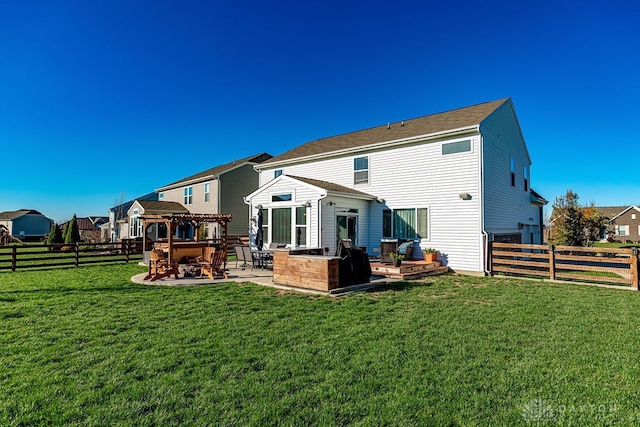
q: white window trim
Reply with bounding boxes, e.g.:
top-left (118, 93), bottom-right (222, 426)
top-left (387, 206), bottom-right (431, 241)
top-left (204, 182), bottom-right (210, 203)
top-left (354, 156), bottom-right (369, 185)
top-left (269, 190), bottom-right (297, 205)
top-left (184, 186), bottom-right (193, 205)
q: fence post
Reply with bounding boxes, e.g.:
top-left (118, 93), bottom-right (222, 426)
top-left (125, 239), bottom-right (130, 263)
top-left (11, 245), bottom-right (17, 272)
top-left (631, 248), bottom-right (639, 290)
top-left (487, 241), bottom-right (493, 276)
top-left (549, 244), bottom-right (556, 280)
top-left (74, 242), bottom-right (80, 268)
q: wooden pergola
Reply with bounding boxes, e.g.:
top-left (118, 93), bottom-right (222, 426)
top-left (140, 213), bottom-right (233, 264)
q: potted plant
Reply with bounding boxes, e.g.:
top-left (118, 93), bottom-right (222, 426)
top-left (422, 248), bottom-right (439, 263)
top-left (389, 252), bottom-right (405, 267)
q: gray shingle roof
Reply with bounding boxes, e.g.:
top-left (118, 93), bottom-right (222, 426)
top-left (138, 200), bottom-right (190, 215)
top-left (0, 209), bottom-right (43, 220)
top-left (158, 152), bottom-right (273, 190)
top-left (262, 99), bottom-right (509, 165)
top-left (288, 175), bottom-right (376, 199)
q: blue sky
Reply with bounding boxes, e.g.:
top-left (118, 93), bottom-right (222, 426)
top-left (1, 0), bottom-right (638, 223)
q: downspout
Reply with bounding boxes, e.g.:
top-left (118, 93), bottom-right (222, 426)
top-left (479, 133), bottom-right (490, 275)
top-left (317, 193), bottom-right (328, 251)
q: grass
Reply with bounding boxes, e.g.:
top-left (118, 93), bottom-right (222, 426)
top-left (2, 265), bottom-right (640, 425)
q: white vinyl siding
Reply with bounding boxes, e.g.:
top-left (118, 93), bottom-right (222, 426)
top-left (258, 134), bottom-right (482, 271)
top-left (480, 100), bottom-right (540, 249)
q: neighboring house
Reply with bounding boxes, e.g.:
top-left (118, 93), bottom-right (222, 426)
top-left (127, 200), bottom-right (190, 241)
top-left (598, 205), bottom-right (640, 242)
top-left (106, 192), bottom-right (158, 242)
top-left (155, 153), bottom-right (272, 238)
top-left (0, 209), bottom-right (53, 242)
top-left (245, 98), bottom-right (546, 275)
top-left (59, 217), bottom-right (108, 243)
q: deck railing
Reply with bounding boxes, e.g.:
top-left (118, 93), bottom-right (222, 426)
top-left (489, 242), bottom-right (639, 289)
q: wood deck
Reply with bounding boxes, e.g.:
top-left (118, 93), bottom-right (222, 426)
top-left (370, 260), bottom-right (448, 280)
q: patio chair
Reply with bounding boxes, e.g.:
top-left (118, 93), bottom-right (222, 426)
top-left (199, 247), bottom-right (228, 280)
top-left (243, 245), bottom-right (259, 269)
top-left (234, 244), bottom-right (247, 269)
top-left (144, 248), bottom-right (179, 282)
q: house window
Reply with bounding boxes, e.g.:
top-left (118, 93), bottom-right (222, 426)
top-left (382, 209), bottom-right (392, 238)
top-left (261, 211), bottom-right (269, 245)
top-left (129, 209), bottom-right (142, 238)
top-left (632, 213), bottom-right (637, 220)
top-left (510, 157), bottom-right (515, 187)
top-left (524, 166), bottom-right (529, 192)
top-left (416, 208), bottom-right (429, 239)
top-left (616, 225), bottom-right (629, 236)
top-left (354, 156), bottom-right (369, 185)
top-left (272, 208), bottom-right (291, 244)
top-left (184, 187), bottom-right (193, 205)
top-left (274, 170), bottom-right (283, 178)
top-left (442, 140), bottom-right (471, 155)
top-left (159, 192), bottom-right (164, 199)
top-left (295, 206), bottom-right (307, 246)
top-left (204, 182), bottom-right (210, 203)
top-left (272, 193), bottom-right (292, 202)
top-left (391, 208), bottom-right (429, 239)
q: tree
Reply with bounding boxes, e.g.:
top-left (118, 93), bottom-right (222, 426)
top-left (45, 222), bottom-right (64, 246)
top-left (549, 190), bottom-right (608, 246)
top-left (582, 204), bottom-right (608, 245)
top-left (63, 214), bottom-right (81, 244)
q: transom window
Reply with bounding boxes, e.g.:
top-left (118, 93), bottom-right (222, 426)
top-left (354, 156), bottom-right (369, 184)
top-left (442, 140), bottom-right (471, 155)
top-left (272, 193), bottom-right (292, 202)
top-left (184, 186), bottom-right (193, 205)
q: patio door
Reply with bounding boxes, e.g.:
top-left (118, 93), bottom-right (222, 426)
top-left (337, 214), bottom-right (357, 246)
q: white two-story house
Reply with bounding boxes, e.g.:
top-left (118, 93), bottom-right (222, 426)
top-left (244, 98), bottom-right (546, 275)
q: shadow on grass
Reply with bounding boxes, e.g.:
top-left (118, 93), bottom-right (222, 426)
top-left (366, 280), bottom-right (434, 294)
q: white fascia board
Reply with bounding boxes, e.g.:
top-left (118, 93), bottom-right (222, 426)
top-left (255, 125), bottom-right (480, 170)
top-left (156, 175), bottom-right (217, 192)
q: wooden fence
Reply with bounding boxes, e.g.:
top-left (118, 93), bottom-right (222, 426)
top-left (489, 242), bottom-right (640, 289)
top-left (0, 240), bottom-right (143, 272)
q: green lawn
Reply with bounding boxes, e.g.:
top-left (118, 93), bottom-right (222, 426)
top-left (2, 265), bottom-right (640, 425)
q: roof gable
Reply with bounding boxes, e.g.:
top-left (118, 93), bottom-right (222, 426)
top-left (244, 174), bottom-right (376, 202)
top-left (0, 209), bottom-right (45, 220)
top-left (135, 200), bottom-right (190, 215)
top-left (260, 99), bottom-right (509, 166)
top-left (158, 152), bottom-right (272, 191)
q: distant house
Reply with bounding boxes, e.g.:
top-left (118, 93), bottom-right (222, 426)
top-left (126, 200), bottom-right (190, 241)
top-left (106, 192), bottom-right (158, 242)
top-left (598, 205), bottom-right (640, 242)
top-left (59, 216), bottom-right (109, 243)
top-left (155, 152), bottom-right (272, 239)
top-left (245, 98), bottom-right (546, 275)
top-left (0, 209), bottom-right (53, 242)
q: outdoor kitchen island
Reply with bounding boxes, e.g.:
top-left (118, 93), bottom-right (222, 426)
top-left (272, 246), bottom-right (372, 292)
